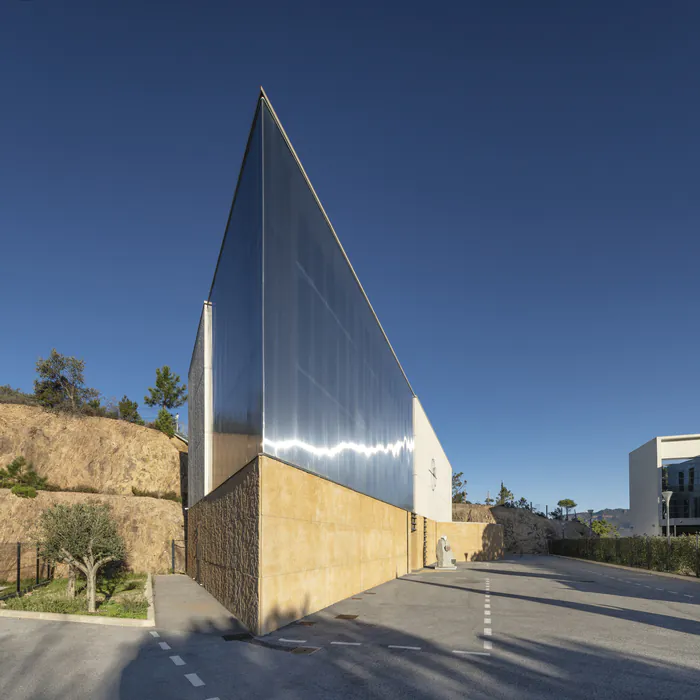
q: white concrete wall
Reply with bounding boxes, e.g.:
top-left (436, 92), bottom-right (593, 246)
top-left (412, 397), bottom-right (453, 522)
top-left (629, 434), bottom-right (700, 535)
top-left (628, 438), bottom-right (659, 536)
top-left (187, 302), bottom-right (213, 508)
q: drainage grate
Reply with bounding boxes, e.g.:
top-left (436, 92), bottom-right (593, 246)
top-left (336, 614), bottom-right (358, 620)
top-left (291, 646), bottom-right (321, 655)
top-left (222, 633), bottom-right (253, 642)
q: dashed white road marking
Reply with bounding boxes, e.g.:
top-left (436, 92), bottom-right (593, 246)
top-left (185, 673), bottom-right (205, 688)
top-left (331, 641), bottom-right (361, 646)
top-left (485, 610), bottom-right (491, 616)
top-left (484, 640), bottom-right (493, 650)
top-left (655, 588), bottom-right (663, 591)
top-left (684, 594), bottom-right (694, 598)
top-left (158, 642), bottom-right (171, 651)
top-left (485, 604), bottom-right (491, 609)
top-left (484, 618), bottom-right (491, 625)
top-left (170, 656), bottom-right (185, 666)
top-left (669, 591), bottom-right (678, 595)
top-left (635, 583), bottom-right (642, 586)
top-left (278, 638), bottom-right (307, 644)
top-left (484, 628), bottom-right (492, 636)
top-left (453, 650), bottom-right (490, 656)
top-left (388, 645), bottom-right (421, 650)
top-left (149, 631), bottom-right (160, 638)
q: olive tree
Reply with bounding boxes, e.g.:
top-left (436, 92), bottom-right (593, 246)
top-left (37, 503), bottom-right (125, 613)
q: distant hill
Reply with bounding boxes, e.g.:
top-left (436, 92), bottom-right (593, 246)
top-left (581, 508), bottom-right (633, 535)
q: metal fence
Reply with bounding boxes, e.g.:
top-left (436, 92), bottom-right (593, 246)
top-left (550, 535), bottom-right (700, 577)
top-left (0, 542), bottom-right (53, 599)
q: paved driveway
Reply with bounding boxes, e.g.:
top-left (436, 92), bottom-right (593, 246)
top-left (1, 557), bottom-right (699, 699)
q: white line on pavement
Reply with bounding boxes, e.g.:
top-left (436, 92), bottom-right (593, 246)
top-left (331, 641), bottom-right (361, 646)
top-left (185, 673), bottom-right (205, 687)
top-left (278, 638), bottom-right (307, 644)
top-left (388, 645), bottom-right (421, 650)
top-left (484, 641), bottom-right (493, 650)
top-left (484, 618), bottom-right (491, 625)
top-left (453, 650), bottom-right (490, 656)
top-left (669, 591), bottom-right (678, 595)
top-left (159, 642), bottom-right (171, 650)
top-left (484, 628), bottom-right (492, 636)
top-left (149, 631), bottom-right (160, 638)
top-left (485, 604), bottom-right (491, 609)
top-left (485, 610), bottom-right (491, 616)
top-left (684, 594), bottom-right (693, 598)
top-left (655, 588), bottom-right (663, 591)
top-left (170, 656), bottom-right (185, 666)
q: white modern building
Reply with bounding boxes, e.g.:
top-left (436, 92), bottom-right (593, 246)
top-left (629, 434), bottom-right (700, 536)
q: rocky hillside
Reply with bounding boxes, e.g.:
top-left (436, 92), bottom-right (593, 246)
top-left (0, 404), bottom-right (187, 574)
top-left (453, 503), bottom-right (589, 554)
top-left (0, 404), bottom-right (185, 496)
top-left (0, 489), bottom-right (183, 574)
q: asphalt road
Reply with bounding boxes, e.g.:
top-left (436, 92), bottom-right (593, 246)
top-left (1, 555), bottom-right (699, 699)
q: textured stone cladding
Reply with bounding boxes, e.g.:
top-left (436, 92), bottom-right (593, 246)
top-left (258, 455), bottom-right (410, 634)
top-left (186, 458), bottom-right (260, 632)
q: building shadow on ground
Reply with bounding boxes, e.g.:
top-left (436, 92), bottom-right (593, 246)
top-left (114, 612), bottom-right (699, 700)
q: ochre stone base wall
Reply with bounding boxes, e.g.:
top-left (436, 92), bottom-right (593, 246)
top-left (186, 458), bottom-right (260, 632)
top-left (188, 455), bottom-right (503, 635)
top-left (258, 456), bottom-right (409, 634)
top-left (440, 522), bottom-right (504, 562)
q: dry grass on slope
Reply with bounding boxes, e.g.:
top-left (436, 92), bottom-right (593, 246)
top-left (0, 404), bottom-right (184, 496)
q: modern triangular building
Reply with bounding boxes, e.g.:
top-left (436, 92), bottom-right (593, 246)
top-left (188, 90), bottom-right (500, 634)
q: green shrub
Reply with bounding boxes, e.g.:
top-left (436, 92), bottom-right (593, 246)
top-left (11, 484), bottom-right (37, 499)
top-left (131, 486), bottom-right (181, 503)
top-left (63, 484), bottom-right (100, 494)
top-left (154, 408), bottom-right (175, 438)
top-left (0, 456), bottom-right (49, 490)
top-left (161, 491), bottom-right (182, 503)
top-left (0, 385), bottom-right (37, 406)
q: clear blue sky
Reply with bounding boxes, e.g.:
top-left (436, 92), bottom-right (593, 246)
top-left (2, 1), bottom-right (698, 512)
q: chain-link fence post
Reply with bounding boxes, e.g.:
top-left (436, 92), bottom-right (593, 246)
top-left (171, 539), bottom-right (175, 574)
top-left (35, 544), bottom-right (40, 585)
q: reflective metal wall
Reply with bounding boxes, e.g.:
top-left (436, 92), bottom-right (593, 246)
top-left (187, 308), bottom-right (205, 508)
top-left (261, 102), bottom-right (414, 511)
top-left (208, 107), bottom-right (263, 491)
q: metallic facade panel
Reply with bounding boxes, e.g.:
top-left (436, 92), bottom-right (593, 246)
top-left (208, 108), bottom-right (263, 490)
top-left (188, 309), bottom-right (206, 508)
top-left (261, 102), bottom-right (414, 511)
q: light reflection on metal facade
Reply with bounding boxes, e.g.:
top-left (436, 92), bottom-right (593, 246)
top-left (200, 93), bottom-right (414, 511)
top-left (261, 101), bottom-right (414, 511)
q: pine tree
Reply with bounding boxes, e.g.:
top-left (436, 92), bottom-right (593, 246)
top-left (154, 408), bottom-right (175, 438)
top-left (118, 395), bottom-right (144, 425)
top-left (144, 366), bottom-right (187, 411)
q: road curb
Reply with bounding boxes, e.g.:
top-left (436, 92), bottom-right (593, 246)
top-left (551, 555), bottom-right (700, 584)
top-left (0, 573), bottom-right (156, 627)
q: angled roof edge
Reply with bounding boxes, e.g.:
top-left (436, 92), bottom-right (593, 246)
top-left (259, 87), bottom-right (415, 396)
top-left (207, 92), bottom-right (263, 302)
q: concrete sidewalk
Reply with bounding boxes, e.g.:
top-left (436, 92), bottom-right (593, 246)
top-left (153, 574), bottom-right (247, 636)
